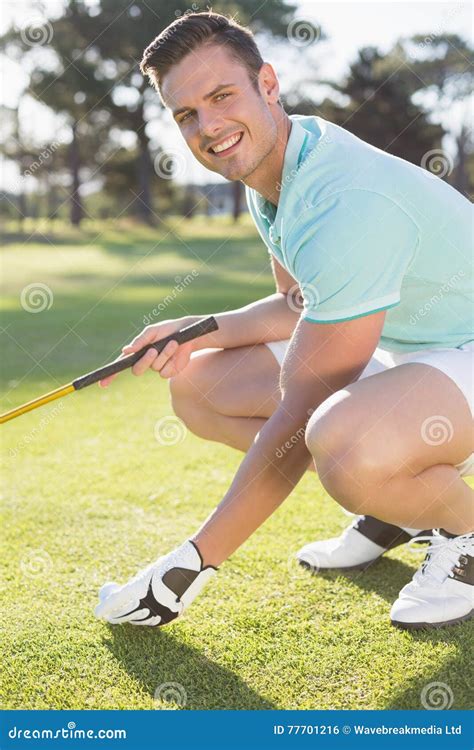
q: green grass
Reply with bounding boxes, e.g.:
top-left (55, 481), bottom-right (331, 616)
top-left (1, 217), bottom-right (473, 710)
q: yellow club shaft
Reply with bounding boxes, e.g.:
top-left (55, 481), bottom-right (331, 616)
top-left (0, 383), bottom-right (75, 424)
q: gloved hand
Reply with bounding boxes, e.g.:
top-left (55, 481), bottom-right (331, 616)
top-left (94, 540), bottom-right (217, 627)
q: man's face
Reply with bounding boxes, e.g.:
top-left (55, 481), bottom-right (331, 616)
top-left (161, 44), bottom-right (279, 182)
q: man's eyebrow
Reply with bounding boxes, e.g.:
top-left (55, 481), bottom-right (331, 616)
top-left (172, 83), bottom-right (235, 117)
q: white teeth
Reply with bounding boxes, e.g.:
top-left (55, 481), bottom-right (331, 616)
top-left (212, 133), bottom-right (241, 153)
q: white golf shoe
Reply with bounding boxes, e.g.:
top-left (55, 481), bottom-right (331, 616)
top-left (296, 515), bottom-right (427, 571)
top-left (390, 529), bottom-right (474, 629)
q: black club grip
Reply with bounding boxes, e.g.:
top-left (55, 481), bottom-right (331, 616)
top-left (72, 316), bottom-right (218, 390)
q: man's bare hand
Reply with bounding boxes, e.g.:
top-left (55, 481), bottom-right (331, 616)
top-left (98, 316), bottom-right (199, 387)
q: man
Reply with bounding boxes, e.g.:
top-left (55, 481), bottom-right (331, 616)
top-left (95, 11), bottom-right (473, 630)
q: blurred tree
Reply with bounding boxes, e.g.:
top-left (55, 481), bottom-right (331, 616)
top-left (284, 33), bottom-right (472, 190)
top-left (1, 0), bottom-right (303, 225)
top-left (398, 34), bottom-right (473, 106)
top-left (0, 104), bottom-right (69, 227)
top-left (101, 143), bottom-right (178, 218)
top-left (0, 4), bottom-right (118, 225)
top-left (0, 105), bottom-right (30, 228)
top-left (451, 123), bottom-right (473, 200)
top-left (397, 33), bottom-right (473, 197)
top-left (68, 0), bottom-right (302, 223)
top-left (318, 46), bottom-right (445, 164)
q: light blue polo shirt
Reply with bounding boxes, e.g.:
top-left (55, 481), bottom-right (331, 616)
top-left (246, 115), bottom-right (473, 352)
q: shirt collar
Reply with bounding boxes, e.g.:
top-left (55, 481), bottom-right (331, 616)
top-left (255, 117), bottom-right (310, 241)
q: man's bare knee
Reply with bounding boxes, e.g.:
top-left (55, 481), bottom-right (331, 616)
top-left (170, 378), bottom-right (217, 442)
top-left (305, 389), bottom-right (351, 461)
top-left (169, 355), bottom-right (217, 435)
top-left (169, 374), bottom-right (192, 423)
top-left (305, 392), bottom-right (394, 514)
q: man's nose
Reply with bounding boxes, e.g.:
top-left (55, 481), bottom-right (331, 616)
top-left (197, 110), bottom-right (225, 141)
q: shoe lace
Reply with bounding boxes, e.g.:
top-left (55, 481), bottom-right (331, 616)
top-left (407, 530), bottom-right (474, 585)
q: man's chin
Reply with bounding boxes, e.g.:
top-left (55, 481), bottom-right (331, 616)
top-left (223, 168), bottom-right (246, 181)
top-left (205, 167), bottom-right (244, 183)
top-left (203, 156), bottom-right (255, 182)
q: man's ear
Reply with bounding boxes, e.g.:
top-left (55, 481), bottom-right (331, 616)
top-left (258, 62), bottom-right (280, 105)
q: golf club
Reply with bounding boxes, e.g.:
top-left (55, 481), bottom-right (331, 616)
top-left (0, 316), bottom-right (218, 425)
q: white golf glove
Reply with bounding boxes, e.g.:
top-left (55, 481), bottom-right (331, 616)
top-left (94, 540), bottom-right (217, 627)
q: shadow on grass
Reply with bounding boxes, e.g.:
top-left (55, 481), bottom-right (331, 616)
top-left (385, 646), bottom-right (474, 710)
top-left (103, 625), bottom-right (276, 710)
top-left (316, 557), bottom-right (416, 603)
top-left (316, 558), bottom-right (474, 709)
top-left (2, 220), bottom-right (270, 272)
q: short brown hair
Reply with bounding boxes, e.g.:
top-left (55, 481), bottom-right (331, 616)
top-left (140, 11), bottom-right (264, 94)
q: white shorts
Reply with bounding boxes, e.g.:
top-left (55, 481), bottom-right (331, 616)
top-left (265, 340), bottom-right (474, 477)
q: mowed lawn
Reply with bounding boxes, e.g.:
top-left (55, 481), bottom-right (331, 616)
top-left (1, 217), bottom-right (472, 711)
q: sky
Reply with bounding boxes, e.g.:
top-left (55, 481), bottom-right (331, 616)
top-left (0, 0), bottom-right (472, 191)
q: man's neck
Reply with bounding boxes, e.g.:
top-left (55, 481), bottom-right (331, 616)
top-left (243, 112), bottom-right (292, 206)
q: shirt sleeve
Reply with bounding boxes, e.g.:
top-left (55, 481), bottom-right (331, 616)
top-left (288, 190), bottom-right (419, 323)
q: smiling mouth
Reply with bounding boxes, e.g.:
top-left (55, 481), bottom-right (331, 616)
top-left (208, 131), bottom-right (244, 156)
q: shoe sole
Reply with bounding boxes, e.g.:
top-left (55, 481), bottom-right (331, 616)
top-left (298, 557), bottom-right (382, 573)
top-left (391, 609), bottom-right (474, 630)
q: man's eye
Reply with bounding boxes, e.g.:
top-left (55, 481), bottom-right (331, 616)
top-left (178, 94), bottom-right (230, 123)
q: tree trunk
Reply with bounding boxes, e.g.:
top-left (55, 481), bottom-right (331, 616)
top-left (136, 130), bottom-right (155, 225)
top-left (183, 184), bottom-right (196, 219)
top-left (69, 121), bottom-right (82, 226)
top-left (15, 111), bottom-right (27, 230)
top-left (43, 171), bottom-right (57, 225)
top-left (17, 190), bottom-right (27, 231)
top-left (451, 124), bottom-right (469, 199)
top-left (232, 180), bottom-right (243, 222)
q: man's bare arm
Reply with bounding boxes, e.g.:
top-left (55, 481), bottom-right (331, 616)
top-left (270, 254), bottom-right (299, 294)
top-left (95, 309), bottom-right (387, 625)
top-left (99, 258), bottom-right (301, 386)
top-left (192, 310), bottom-right (387, 566)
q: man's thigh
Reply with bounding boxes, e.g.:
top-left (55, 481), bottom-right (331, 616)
top-left (313, 362), bottom-right (473, 477)
top-left (185, 344), bottom-right (281, 418)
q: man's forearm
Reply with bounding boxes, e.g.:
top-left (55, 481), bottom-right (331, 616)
top-left (191, 398), bottom-right (316, 567)
top-left (189, 306), bottom-right (370, 568)
top-left (187, 293), bottom-right (299, 351)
